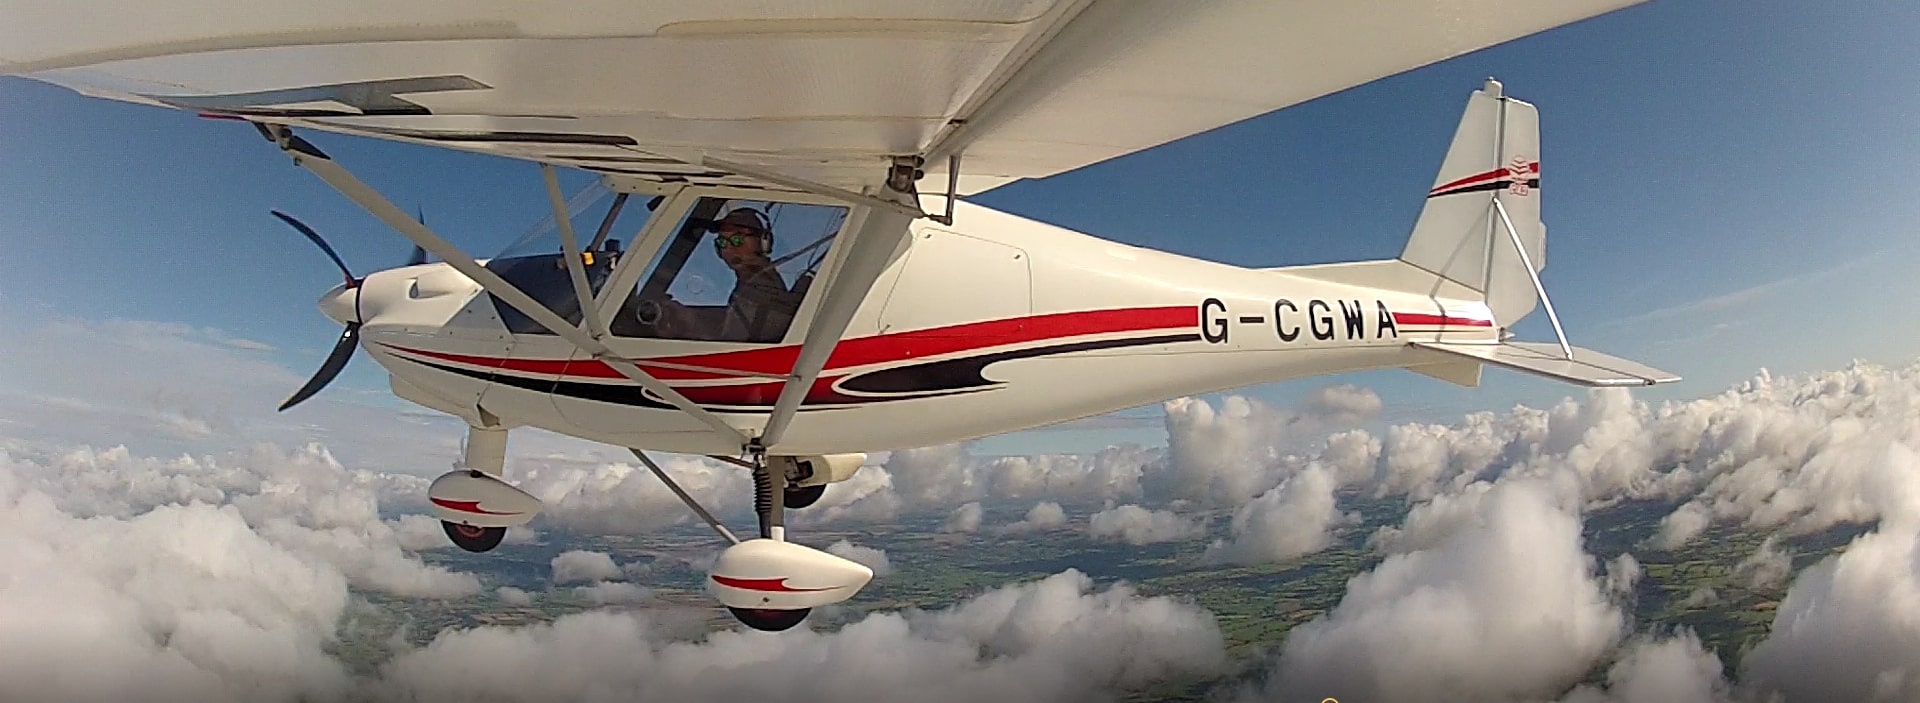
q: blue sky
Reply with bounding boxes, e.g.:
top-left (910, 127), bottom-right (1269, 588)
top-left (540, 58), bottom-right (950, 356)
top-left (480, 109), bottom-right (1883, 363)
top-left (4, 0), bottom-right (1920, 458)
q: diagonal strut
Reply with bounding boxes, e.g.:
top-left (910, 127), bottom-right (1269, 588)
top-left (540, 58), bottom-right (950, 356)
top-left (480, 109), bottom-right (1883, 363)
top-left (757, 205), bottom-right (915, 449)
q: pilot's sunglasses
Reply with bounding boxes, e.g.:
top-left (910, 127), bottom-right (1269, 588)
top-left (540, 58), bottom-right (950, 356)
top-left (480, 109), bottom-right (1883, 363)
top-left (714, 228), bottom-right (758, 248)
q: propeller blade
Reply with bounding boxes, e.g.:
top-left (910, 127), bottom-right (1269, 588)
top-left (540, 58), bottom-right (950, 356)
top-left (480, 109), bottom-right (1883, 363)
top-left (278, 322), bottom-right (360, 412)
top-left (270, 210), bottom-right (356, 288)
top-left (407, 206), bottom-right (430, 265)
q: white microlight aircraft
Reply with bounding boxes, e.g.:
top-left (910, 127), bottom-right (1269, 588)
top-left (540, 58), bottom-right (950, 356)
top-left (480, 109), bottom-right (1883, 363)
top-left (5, 1), bottom-right (1671, 631)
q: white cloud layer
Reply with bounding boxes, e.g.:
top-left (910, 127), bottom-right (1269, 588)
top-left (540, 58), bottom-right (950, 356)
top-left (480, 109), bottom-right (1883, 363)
top-left (373, 570), bottom-right (1225, 703)
top-left (0, 453), bottom-right (359, 703)
top-left (13, 308), bottom-right (1920, 702)
top-left (0, 439), bottom-right (477, 599)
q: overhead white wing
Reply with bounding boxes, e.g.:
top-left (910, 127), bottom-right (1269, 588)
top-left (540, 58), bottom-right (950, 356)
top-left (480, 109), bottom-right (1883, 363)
top-left (1, 0), bottom-right (1642, 196)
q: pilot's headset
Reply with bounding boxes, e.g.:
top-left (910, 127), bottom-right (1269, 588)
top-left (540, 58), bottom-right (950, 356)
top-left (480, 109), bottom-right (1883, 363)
top-left (714, 207), bottom-right (774, 255)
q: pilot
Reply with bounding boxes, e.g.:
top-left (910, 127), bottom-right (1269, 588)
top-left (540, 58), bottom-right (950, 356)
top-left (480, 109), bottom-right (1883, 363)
top-left (710, 208), bottom-right (802, 341)
top-left (648, 207), bottom-right (802, 342)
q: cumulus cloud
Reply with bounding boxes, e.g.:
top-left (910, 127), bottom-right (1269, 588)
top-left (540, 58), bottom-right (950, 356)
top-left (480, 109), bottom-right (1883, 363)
top-left (1204, 465), bottom-right (1353, 565)
top-left (1651, 502), bottom-right (1713, 550)
top-left (1304, 383), bottom-right (1383, 425)
top-left (571, 581), bottom-right (650, 606)
top-left (941, 502), bottom-right (983, 533)
top-left (790, 464), bottom-right (903, 526)
top-left (1319, 428), bottom-right (1383, 487)
top-left (875, 443), bottom-right (1151, 512)
top-left (1734, 536), bottom-right (1793, 590)
top-left (1156, 395), bottom-right (1290, 506)
top-left (551, 550), bottom-right (623, 585)
top-left (1678, 587), bottom-right (1718, 609)
top-left (1370, 410), bottom-right (1535, 501)
top-left (1605, 553), bottom-right (1642, 599)
top-left (517, 453), bottom-right (751, 534)
top-left (1253, 478), bottom-right (1626, 702)
top-left (1640, 364), bottom-right (1920, 547)
top-left (1741, 515), bottom-right (1920, 703)
top-left (1559, 630), bottom-right (1736, 703)
top-left (496, 587), bottom-right (533, 606)
top-left (826, 540), bottom-right (895, 578)
top-left (996, 501), bottom-right (1067, 535)
top-left (1087, 503), bottom-right (1207, 545)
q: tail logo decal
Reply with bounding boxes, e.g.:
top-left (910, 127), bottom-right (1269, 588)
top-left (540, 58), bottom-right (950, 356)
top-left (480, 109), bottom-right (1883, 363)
top-left (1506, 156), bottom-right (1536, 196)
top-left (1427, 158), bottom-right (1539, 199)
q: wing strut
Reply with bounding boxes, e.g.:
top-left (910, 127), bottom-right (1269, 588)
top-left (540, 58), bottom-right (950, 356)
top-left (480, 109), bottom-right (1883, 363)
top-left (757, 205), bottom-right (915, 450)
top-left (541, 163), bottom-right (612, 342)
top-left (257, 124), bottom-right (749, 447)
top-left (630, 449), bottom-right (740, 545)
top-left (1492, 197), bottom-right (1572, 360)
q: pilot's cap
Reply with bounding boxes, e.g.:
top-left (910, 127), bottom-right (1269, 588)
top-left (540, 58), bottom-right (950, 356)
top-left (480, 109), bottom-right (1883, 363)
top-left (718, 208), bottom-right (769, 234)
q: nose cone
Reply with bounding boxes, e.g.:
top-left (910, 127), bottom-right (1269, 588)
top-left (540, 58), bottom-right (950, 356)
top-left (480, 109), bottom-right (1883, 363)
top-left (318, 283), bottom-right (359, 325)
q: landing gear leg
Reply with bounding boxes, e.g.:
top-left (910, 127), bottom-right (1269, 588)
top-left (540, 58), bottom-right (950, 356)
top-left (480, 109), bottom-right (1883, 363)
top-left (753, 449), bottom-right (786, 541)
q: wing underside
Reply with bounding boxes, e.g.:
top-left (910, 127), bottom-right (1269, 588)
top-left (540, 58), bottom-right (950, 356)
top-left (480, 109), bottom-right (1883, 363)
top-left (2, 0), bottom-right (1644, 195)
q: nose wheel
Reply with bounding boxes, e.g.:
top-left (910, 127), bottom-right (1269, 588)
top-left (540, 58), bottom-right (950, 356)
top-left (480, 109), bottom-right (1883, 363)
top-left (784, 482), bottom-right (827, 509)
top-left (442, 521), bottom-right (507, 552)
top-left (728, 606), bottom-right (813, 632)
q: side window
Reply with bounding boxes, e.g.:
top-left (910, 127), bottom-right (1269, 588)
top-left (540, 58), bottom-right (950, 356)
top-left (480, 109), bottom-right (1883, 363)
top-left (611, 196), bottom-right (848, 343)
top-left (485, 186), bottom-right (654, 335)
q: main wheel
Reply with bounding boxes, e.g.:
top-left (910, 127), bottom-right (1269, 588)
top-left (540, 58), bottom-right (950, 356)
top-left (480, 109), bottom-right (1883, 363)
top-left (728, 606), bottom-right (812, 632)
top-left (442, 520), bottom-right (507, 553)
top-left (783, 483), bottom-right (827, 510)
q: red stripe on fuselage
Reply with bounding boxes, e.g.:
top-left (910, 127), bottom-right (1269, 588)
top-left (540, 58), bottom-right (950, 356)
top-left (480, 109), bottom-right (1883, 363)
top-left (386, 306), bottom-right (1198, 381)
top-left (1392, 312), bottom-right (1493, 327)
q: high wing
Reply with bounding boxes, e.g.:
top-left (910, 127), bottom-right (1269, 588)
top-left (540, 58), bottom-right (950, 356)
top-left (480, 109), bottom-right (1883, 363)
top-left (2, 0), bottom-right (1642, 197)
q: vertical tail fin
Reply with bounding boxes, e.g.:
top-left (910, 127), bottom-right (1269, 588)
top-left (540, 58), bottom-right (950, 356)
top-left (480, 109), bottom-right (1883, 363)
top-left (1400, 78), bottom-right (1544, 329)
top-left (1392, 80), bottom-right (1681, 388)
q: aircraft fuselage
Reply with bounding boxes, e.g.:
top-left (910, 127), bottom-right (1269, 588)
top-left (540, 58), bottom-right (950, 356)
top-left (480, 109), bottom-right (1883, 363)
top-left (341, 199), bottom-right (1494, 456)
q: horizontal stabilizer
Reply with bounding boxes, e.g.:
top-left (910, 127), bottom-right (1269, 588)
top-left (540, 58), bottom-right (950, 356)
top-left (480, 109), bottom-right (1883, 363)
top-left (1410, 341), bottom-right (1679, 387)
top-left (1407, 359), bottom-right (1484, 388)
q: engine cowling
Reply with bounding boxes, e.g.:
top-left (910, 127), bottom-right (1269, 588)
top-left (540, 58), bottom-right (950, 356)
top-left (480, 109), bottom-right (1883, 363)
top-left (772, 453), bottom-right (867, 488)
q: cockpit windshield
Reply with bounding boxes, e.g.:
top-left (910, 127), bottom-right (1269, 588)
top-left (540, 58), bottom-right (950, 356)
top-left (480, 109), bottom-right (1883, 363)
top-left (481, 182), bottom-right (850, 345)
top-left (483, 180), bottom-right (657, 335)
top-left (611, 196), bottom-right (848, 344)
